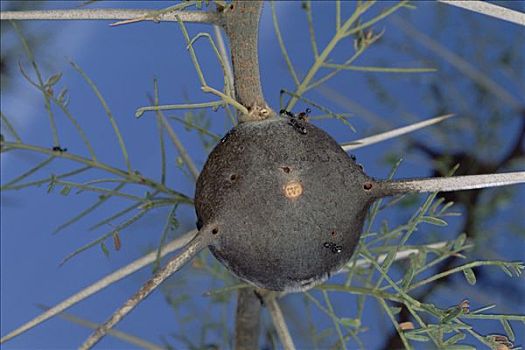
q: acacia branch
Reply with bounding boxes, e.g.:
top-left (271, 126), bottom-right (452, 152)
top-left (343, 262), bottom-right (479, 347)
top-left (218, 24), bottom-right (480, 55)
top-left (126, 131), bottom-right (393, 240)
top-left (38, 305), bottom-right (164, 350)
top-left (0, 230), bottom-right (197, 344)
top-left (438, 0), bottom-right (525, 26)
top-left (222, 2), bottom-right (270, 347)
top-left (234, 288), bottom-right (262, 350)
top-left (265, 295), bottom-right (296, 350)
top-left (80, 230), bottom-right (212, 349)
top-left (341, 114), bottom-right (454, 151)
top-left (377, 172), bottom-right (525, 196)
top-left (0, 8), bottom-right (220, 24)
top-left (223, 1), bottom-right (272, 122)
top-left (3, 2), bottom-right (272, 347)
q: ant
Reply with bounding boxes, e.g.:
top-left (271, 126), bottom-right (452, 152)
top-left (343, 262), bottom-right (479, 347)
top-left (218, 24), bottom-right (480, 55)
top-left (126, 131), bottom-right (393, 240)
top-left (323, 241), bottom-right (343, 254)
top-left (280, 108), bottom-right (311, 135)
top-left (52, 145), bottom-right (68, 153)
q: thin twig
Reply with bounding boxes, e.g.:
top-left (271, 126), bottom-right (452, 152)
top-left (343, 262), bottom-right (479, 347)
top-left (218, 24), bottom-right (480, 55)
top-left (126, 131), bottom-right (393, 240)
top-left (322, 63), bottom-right (436, 73)
top-left (201, 86), bottom-right (249, 115)
top-left (1, 8), bottom-right (220, 24)
top-left (284, 1), bottom-right (376, 110)
top-left (213, 24), bottom-right (237, 125)
top-left (271, 1), bottom-right (300, 86)
top-left (151, 81), bottom-right (200, 180)
top-left (157, 113), bottom-right (199, 180)
top-left (378, 172), bottom-right (525, 195)
top-left (136, 101), bottom-right (223, 118)
top-left (342, 241), bottom-right (449, 271)
top-left (17, 61), bottom-right (98, 160)
top-left (392, 16), bottom-right (522, 111)
top-left (109, 2), bottom-right (199, 26)
top-left (0, 230), bottom-right (197, 344)
top-left (37, 305), bottom-right (164, 350)
top-left (322, 291), bottom-right (347, 350)
top-left (2, 141), bottom-right (192, 202)
top-left (79, 230), bottom-right (211, 350)
top-left (438, 0), bottom-right (525, 26)
top-left (316, 85), bottom-right (389, 128)
top-left (12, 22), bottom-right (59, 147)
top-left (213, 24), bottom-right (235, 98)
top-left (1, 156), bottom-right (55, 189)
top-left (341, 114), bottom-right (454, 151)
top-left (53, 182), bottom-right (127, 234)
top-left (264, 295), bottom-right (296, 350)
top-left (1, 112), bottom-right (23, 143)
top-left (70, 61), bottom-right (132, 173)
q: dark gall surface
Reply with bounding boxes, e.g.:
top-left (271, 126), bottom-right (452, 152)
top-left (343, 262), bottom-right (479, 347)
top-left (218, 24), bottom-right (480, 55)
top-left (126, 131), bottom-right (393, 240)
top-left (195, 118), bottom-right (376, 291)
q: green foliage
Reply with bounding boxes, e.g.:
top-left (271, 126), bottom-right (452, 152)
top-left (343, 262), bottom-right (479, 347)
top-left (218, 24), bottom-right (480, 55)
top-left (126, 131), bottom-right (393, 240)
top-left (1, 1), bottom-right (523, 349)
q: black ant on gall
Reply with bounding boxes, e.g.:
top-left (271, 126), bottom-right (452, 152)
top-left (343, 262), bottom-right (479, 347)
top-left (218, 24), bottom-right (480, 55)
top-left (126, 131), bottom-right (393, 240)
top-left (52, 146), bottom-right (68, 153)
top-left (323, 241), bottom-right (343, 254)
top-left (281, 108), bottom-right (310, 135)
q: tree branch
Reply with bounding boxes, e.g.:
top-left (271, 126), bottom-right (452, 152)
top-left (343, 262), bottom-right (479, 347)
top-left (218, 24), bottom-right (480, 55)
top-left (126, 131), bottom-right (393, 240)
top-left (341, 113), bottom-right (454, 151)
top-left (79, 230), bottom-right (211, 350)
top-left (438, 0), bottom-right (525, 26)
top-left (0, 8), bottom-right (220, 24)
top-left (223, 2), bottom-right (269, 347)
top-left (0, 230), bottom-right (197, 344)
top-left (234, 288), bottom-right (262, 350)
top-left (223, 1), bottom-right (272, 122)
top-left (264, 294), bottom-right (296, 350)
top-left (38, 305), bottom-right (164, 350)
top-left (4, 3), bottom-right (272, 348)
top-left (376, 172), bottom-right (525, 196)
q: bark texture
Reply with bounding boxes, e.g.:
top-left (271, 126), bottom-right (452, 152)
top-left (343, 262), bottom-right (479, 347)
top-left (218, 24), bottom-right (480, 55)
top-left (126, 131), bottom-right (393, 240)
top-left (223, 1), bottom-right (272, 122)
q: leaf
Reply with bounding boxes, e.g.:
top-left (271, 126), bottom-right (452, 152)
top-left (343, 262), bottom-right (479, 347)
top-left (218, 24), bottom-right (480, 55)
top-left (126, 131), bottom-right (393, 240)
top-left (443, 332), bottom-right (466, 346)
top-left (453, 233), bottom-right (467, 250)
top-left (401, 257), bottom-right (416, 289)
top-left (500, 319), bottom-right (515, 342)
top-left (47, 175), bottom-right (57, 193)
top-left (414, 249), bottom-right (427, 270)
top-left (442, 346), bottom-right (476, 350)
top-left (420, 216), bottom-right (448, 227)
top-left (340, 318), bottom-right (360, 328)
top-left (438, 323), bottom-right (472, 333)
top-left (439, 201), bottom-right (455, 216)
top-left (57, 88), bottom-right (68, 104)
top-left (470, 304), bottom-right (496, 314)
top-left (113, 231), bottom-right (121, 251)
top-left (381, 249), bottom-right (397, 270)
top-left (45, 73), bottom-right (62, 87)
top-left (463, 268), bottom-right (476, 285)
top-left (60, 185), bottom-right (71, 196)
top-left (389, 306), bottom-right (402, 315)
top-left (429, 197), bottom-right (444, 214)
top-left (100, 242), bottom-right (109, 257)
top-left (500, 264), bottom-right (513, 277)
top-left (442, 306), bottom-right (463, 323)
top-left (404, 332), bottom-right (430, 342)
top-left (500, 262), bottom-right (523, 277)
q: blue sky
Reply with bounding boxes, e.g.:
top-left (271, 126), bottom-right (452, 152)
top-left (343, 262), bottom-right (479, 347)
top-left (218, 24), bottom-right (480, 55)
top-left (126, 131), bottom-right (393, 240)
top-left (1, 1), bottom-right (524, 349)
